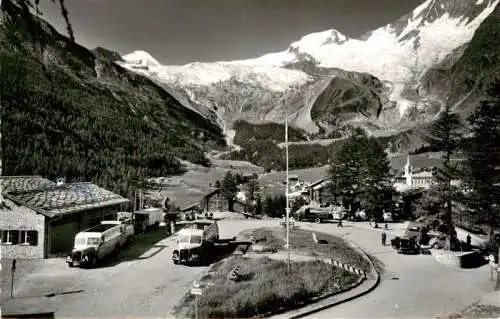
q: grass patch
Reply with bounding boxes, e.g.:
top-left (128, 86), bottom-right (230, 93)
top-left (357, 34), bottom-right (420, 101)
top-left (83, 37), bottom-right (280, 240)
top-left (449, 304), bottom-right (500, 318)
top-left (174, 256), bottom-right (358, 318)
top-left (240, 227), bottom-right (371, 272)
top-left (113, 228), bottom-right (167, 261)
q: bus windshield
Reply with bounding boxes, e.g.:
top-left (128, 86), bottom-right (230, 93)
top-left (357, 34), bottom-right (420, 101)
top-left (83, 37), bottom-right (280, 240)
top-left (179, 235), bottom-right (190, 243)
top-left (190, 235), bottom-right (202, 244)
top-left (87, 237), bottom-right (100, 245)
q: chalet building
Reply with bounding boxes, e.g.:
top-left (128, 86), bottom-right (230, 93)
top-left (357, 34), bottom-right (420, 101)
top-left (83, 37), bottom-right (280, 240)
top-left (304, 179), bottom-right (331, 204)
top-left (199, 188), bottom-right (246, 213)
top-left (0, 176), bottom-right (129, 259)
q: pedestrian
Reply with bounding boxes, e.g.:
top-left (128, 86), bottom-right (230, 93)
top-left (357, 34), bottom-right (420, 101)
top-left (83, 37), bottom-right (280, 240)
top-left (488, 253), bottom-right (496, 280)
top-left (381, 232), bottom-right (387, 246)
top-left (466, 233), bottom-right (471, 249)
top-left (337, 219), bottom-right (343, 227)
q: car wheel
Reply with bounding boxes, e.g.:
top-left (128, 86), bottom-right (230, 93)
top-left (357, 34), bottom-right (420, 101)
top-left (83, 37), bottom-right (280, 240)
top-left (68, 262), bottom-right (74, 268)
top-left (315, 218), bottom-right (321, 224)
top-left (91, 255), bottom-right (98, 267)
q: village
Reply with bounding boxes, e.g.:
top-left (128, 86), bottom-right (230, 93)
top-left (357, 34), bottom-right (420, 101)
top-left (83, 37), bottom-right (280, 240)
top-left (0, 154), bottom-right (441, 261)
top-left (1, 153), bottom-right (498, 318)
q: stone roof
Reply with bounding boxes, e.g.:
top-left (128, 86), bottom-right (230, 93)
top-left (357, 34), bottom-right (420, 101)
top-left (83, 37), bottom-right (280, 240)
top-left (0, 176), bottom-right (56, 194)
top-left (305, 179), bottom-right (326, 189)
top-left (4, 180), bottom-right (129, 218)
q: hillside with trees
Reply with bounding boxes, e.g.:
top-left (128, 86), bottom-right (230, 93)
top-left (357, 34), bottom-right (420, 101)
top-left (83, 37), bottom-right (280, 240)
top-left (0, 0), bottom-right (226, 202)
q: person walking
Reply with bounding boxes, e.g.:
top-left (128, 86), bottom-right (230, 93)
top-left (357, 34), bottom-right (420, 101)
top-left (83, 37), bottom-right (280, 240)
top-left (488, 253), bottom-right (496, 280)
top-left (466, 233), bottom-right (471, 249)
top-left (381, 232), bottom-right (387, 246)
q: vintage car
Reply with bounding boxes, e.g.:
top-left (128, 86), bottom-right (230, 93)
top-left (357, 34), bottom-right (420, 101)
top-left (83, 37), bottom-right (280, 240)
top-left (397, 238), bottom-right (421, 255)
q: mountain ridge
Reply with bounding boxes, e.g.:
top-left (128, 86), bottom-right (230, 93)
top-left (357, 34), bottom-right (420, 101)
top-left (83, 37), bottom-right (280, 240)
top-left (0, 0), bottom-right (226, 199)
top-left (118, 0), bottom-right (499, 144)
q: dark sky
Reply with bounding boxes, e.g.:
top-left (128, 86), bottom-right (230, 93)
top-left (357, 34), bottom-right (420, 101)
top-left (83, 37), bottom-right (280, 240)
top-left (39, 0), bottom-right (423, 65)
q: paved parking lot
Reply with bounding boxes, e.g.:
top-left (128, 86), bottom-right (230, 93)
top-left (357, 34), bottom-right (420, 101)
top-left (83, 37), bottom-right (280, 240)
top-left (0, 220), bottom-right (271, 318)
top-left (1, 231), bottom-right (205, 318)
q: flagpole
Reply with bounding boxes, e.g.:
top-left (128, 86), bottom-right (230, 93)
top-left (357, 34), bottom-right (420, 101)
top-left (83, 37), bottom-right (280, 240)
top-left (285, 89), bottom-right (291, 273)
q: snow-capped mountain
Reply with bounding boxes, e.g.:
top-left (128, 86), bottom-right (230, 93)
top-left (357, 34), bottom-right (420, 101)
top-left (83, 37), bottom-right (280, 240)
top-left (122, 50), bottom-right (161, 68)
top-left (120, 53), bottom-right (310, 91)
top-left (119, 0), bottom-right (499, 143)
top-left (230, 0), bottom-right (497, 81)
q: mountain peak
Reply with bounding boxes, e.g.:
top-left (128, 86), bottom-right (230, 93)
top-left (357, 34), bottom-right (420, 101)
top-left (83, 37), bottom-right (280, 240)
top-left (122, 50), bottom-right (161, 68)
top-left (290, 29), bottom-right (349, 48)
top-left (377, 0), bottom-right (500, 41)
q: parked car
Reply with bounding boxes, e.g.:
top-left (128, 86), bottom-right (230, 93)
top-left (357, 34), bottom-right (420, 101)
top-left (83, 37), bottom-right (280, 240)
top-left (293, 205), bottom-right (332, 223)
top-left (349, 209), bottom-right (367, 221)
top-left (397, 238), bottom-right (421, 255)
top-left (383, 212), bottom-right (393, 222)
top-left (404, 223), bottom-right (423, 242)
top-left (427, 230), bottom-right (447, 249)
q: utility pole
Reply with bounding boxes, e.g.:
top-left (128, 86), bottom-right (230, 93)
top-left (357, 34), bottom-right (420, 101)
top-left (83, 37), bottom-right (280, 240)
top-left (10, 259), bottom-right (16, 299)
top-left (134, 190), bottom-right (137, 212)
top-left (285, 89), bottom-right (291, 273)
top-left (496, 247), bottom-right (500, 291)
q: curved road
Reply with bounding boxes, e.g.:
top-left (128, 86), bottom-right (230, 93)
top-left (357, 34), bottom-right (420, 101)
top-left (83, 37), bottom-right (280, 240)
top-left (214, 219), bottom-right (496, 318)
top-left (297, 221), bottom-right (495, 318)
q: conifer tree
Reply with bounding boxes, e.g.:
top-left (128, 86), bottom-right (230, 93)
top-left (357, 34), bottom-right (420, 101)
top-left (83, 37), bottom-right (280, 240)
top-left (422, 103), bottom-right (463, 237)
top-left (462, 80), bottom-right (500, 241)
top-left (245, 173), bottom-right (260, 215)
top-left (328, 133), bottom-right (392, 219)
top-left (221, 171), bottom-right (237, 212)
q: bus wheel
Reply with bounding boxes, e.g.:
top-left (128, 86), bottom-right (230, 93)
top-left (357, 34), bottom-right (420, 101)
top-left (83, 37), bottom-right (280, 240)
top-left (91, 255), bottom-right (98, 267)
top-left (173, 252), bottom-right (179, 264)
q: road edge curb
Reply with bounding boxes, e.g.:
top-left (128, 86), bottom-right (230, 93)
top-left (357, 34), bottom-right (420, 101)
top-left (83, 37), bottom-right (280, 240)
top-left (285, 236), bottom-right (381, 318)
